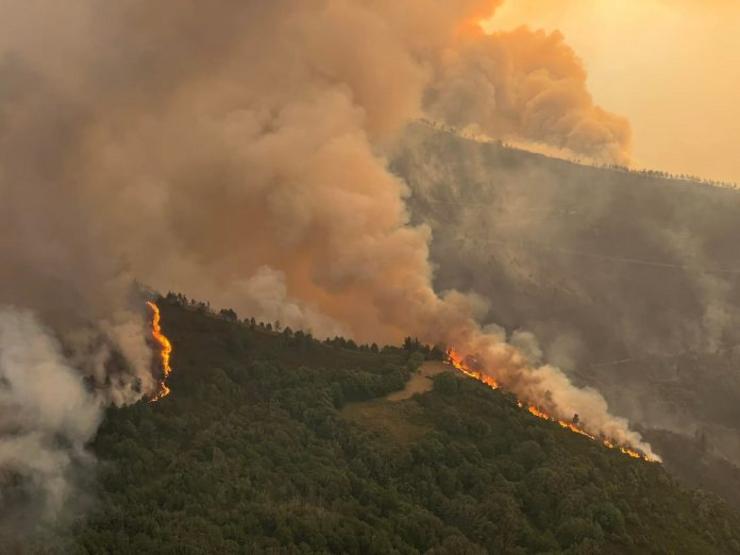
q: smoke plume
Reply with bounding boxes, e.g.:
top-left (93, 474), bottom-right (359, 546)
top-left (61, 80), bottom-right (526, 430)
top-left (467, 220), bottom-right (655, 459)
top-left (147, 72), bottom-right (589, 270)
top-left (426, 26), bottom-right (632, 165)
top-left (0, 0), bottom-right (654, 526)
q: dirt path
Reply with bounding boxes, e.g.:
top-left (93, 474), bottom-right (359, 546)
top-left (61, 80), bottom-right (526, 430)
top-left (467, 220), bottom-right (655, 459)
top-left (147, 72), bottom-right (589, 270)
top-left (385, 361), bottom-right (448, 402)
top-left (341, 361), bottom-right (451, 443)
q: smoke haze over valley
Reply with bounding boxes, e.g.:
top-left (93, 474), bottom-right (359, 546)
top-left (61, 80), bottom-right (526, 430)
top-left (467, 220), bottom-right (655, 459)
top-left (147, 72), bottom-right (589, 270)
top-left (395, 122), bottom-right (740, 505)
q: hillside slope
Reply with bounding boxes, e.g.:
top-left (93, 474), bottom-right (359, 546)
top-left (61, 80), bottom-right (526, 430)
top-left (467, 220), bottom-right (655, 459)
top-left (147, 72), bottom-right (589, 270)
top-left (395, 123), bottom-right (740, 364)
top-left (393, 123), bottom-right (740, 499)
top-left (33, 299), bottom-right (740, 554)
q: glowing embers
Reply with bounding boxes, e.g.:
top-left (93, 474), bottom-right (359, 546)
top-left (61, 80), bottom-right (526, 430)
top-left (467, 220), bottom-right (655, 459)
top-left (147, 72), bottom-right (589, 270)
top-left (446, 349), bottom-right (657, 462)
top-left (146, 301), bottom-right (173, 401)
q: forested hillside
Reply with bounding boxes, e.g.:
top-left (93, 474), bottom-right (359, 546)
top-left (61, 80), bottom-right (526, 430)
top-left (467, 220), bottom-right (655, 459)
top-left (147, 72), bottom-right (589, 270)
top-left (393, 123), bottom-right (740, 505)
top-left (31, 297), bottom-right (740, 554)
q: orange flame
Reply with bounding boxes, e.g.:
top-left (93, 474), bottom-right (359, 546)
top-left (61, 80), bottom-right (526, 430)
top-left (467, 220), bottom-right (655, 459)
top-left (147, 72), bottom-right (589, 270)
top-left (146, 301), bottom-right (172, 401)
top-left (447, 347), bottom-right (501, 390)
top-left (448, 348), bottom-right (656, 462)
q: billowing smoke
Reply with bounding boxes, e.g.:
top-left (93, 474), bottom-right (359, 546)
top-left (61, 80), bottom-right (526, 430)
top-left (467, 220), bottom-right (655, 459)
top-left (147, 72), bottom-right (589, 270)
top-left (0, 0), bottom-right (653, 526)
top-left (426, 26), bottom-right (632, 165)
top-left (0, 53), bottom-right (157, 537)
top-left (0, 308), bottom-right (101, 533)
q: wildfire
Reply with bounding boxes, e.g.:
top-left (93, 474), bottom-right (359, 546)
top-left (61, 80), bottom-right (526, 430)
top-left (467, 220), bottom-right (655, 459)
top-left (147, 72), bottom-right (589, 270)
top-left (146, 301), bottom-right (173, 401)
top-left (448, 348), bottom-right (500, 390)
top-left (447, 348), bottom-right (657, 462)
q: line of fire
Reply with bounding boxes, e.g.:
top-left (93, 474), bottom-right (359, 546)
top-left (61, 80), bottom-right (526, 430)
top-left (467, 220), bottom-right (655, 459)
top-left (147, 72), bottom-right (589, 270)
top-left (143, 301), bottom-right (655, 462)
top-left (446, 348), bottom-right (658, 462)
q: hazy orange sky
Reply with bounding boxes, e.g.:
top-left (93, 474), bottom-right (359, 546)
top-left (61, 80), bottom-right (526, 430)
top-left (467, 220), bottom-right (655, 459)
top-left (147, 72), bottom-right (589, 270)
top-left (484, 0), bottom-right (740, 183)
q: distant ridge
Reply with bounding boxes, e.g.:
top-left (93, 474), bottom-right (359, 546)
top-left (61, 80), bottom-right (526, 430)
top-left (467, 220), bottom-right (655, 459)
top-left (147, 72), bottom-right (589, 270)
top-left (416, 118), bottom-right (740, 191)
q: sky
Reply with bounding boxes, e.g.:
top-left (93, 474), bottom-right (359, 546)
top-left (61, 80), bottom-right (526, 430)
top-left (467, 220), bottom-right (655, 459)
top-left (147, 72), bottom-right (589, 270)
top-left (485, 0), bottom-right (740, 184)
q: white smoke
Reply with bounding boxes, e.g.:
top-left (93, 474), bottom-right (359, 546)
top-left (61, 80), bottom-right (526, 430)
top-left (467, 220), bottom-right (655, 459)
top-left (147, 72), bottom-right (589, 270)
top-left (227, 266), bottom-right (348, 336)
top-left (0, 307), bottom-right (101, 524)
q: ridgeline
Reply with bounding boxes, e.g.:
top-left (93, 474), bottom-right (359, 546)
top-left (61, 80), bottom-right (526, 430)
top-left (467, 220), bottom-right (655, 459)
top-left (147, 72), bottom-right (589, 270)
top-left (34, 296), bottom-right (740, 554)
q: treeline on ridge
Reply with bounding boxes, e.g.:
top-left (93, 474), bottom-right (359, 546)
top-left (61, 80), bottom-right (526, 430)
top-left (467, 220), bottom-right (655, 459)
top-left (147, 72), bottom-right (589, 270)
top-left (25, 294), bottom-right (740, 554)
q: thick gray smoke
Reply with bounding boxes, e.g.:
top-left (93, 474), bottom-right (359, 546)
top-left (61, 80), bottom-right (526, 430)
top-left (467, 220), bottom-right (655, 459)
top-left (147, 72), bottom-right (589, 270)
top-left (0, 0), bottom-right (654, 527)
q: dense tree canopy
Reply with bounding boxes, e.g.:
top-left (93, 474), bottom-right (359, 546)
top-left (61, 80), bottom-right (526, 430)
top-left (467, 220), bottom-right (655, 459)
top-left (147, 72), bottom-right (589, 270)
top-left (30, 297), bottom-right (740, 553)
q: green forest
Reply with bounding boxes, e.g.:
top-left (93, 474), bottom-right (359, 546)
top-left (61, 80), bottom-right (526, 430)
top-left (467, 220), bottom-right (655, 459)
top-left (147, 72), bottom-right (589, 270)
top-left (33, 296), bottom-right (740, 554)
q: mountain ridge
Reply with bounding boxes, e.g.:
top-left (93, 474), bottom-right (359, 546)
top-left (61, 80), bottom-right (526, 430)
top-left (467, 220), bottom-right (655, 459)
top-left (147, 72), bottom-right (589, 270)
top-left (32, 297), bottom-right (740, 554)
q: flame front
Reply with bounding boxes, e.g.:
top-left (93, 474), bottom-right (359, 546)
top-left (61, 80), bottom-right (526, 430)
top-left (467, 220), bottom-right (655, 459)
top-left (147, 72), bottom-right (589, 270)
top-left (146, 301), bottom-right (172, 401)
top-left (448, 348), bottom-right (501, 390)
top-left (447, 348), bottom-right (656, 462)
